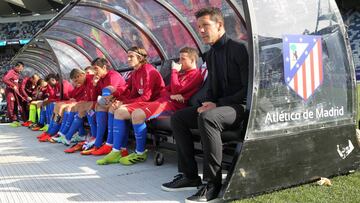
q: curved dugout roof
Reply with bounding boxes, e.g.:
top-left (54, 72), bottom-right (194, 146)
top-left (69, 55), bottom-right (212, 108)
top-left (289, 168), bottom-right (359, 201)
top-left (12, 0), bottom-right (248, 79)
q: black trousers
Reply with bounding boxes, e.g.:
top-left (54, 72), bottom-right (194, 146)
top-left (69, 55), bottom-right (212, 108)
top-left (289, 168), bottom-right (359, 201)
top-left (171, 104), bottom-right (246, 185)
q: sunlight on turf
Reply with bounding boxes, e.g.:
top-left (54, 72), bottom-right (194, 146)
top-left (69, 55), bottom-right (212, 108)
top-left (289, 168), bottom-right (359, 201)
top-left (0, 166), bottom-right (100, 180)
top-left (0, 179), bottom-right (19, 184)
top-left (0, 187), bottom-right (20, 191)
top-left (0, 146), bottom-right (25, 153)
top-left (0, 155), bottom-right (46, 164)
top-left (127, 192), bottom-right (147, 195)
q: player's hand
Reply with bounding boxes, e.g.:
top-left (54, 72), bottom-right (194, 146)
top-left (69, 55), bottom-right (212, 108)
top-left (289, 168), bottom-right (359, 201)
top-left (111, 100), bottom-right (123, 109)
top-left (171, 61), bottom-right (182, 72)
top-left (170, 94), bottom-right (185, 103)
top-left (27, 97), bottom-right (32, 101)
top-left (104, 95), bottom-right (114, 103)
top-left (92, 76), bottom-right (100, 86)
top-left (197, 102), bottom-right (216, 113)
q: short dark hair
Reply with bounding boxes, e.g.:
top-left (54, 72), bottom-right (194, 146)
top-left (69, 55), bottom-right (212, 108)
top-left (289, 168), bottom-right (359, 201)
top-left (91, 58), bottom-right (109, 68)
top-left (179, 47), bottom-right (199, 61)
top-left (15, 61), bottom-right (24, 67)
top-left (45, 73), bottom-right (59, 81)
top-left (84, 66), bottom-right (93, 71)
top-left (195, 7), bottom-right (224, 23)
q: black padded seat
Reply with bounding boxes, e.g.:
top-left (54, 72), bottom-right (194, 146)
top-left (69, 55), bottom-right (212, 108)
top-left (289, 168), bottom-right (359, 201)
top-left (147, 115), bottom-right (172, 133)
top-left (221, 128), bottom-right (245, 143)
top-left (157, 60), bottom-right (175, 85)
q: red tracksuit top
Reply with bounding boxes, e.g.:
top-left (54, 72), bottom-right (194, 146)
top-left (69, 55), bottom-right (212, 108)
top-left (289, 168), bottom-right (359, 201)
top-left (62, 80), bottom-right (74, 100)
top-left (35, 85), bottom-right (48, 100)
top-left (3, 68), bottom-right (20, 91)
top-left (159, 68), bottom-right (203, 109)
top-left (70, 74), bottom-right (94, 102)
top-left (93, 70), bottom-right (126, 101)
top-left (116, 63), bottom-right (165, 104)
top-left (46, 80), bottom-right (74, 102)
top-left (20, 77), bottom-right (36, 99)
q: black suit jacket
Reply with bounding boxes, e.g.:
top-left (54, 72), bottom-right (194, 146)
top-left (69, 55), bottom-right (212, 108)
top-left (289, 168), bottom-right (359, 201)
top-left (203, 35), bottom-right (249, 107)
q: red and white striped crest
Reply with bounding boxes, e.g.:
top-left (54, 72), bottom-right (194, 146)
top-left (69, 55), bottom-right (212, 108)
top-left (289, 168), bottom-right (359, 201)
top-left (283, 35), bottom-right (323, 101)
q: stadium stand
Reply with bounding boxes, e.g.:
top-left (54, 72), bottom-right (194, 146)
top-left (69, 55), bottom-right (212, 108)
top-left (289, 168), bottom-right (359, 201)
top-left (0, 20), bottom-right (47, 40)
top-left (345, 10), bottom-right (360, 72)
top-left (0, 55), bottom-right (12, 74)
top-left (341, 9), bottom-right (360, 79)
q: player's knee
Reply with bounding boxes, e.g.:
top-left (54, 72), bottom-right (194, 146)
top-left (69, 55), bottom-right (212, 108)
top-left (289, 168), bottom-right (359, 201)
top-left (131, 109), bottom-right (146, 124)
top-left (114, 108), bottom-right (129, 119)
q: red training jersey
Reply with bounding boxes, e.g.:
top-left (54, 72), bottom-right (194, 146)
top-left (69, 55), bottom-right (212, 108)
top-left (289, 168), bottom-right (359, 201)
top-left (20, 77), bottom-right (36, 99)
top-left (116, 63), bottom-right (165, 104)
top-left (3, 68), bottom-right (20, 91)
top-left (46, 80), bottom-right (74, 102)
top-left (159, 68), bottom-right (203, 109)
top-left (93, 70), bottom-right (126, 101)
top-left (70, 74), bottom-right (95, 102)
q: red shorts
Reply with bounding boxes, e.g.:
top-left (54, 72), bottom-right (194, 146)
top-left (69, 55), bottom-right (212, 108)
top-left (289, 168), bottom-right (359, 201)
top-left (124, 100), bottom-right (177, 120)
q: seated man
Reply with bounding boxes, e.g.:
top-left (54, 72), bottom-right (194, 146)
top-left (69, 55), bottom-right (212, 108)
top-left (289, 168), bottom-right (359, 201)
top-left (51, 66), bottom-right (95, 142)
top-left (85, 46), bottom-right (165, 156)
top-left (36, 74), bottom-right (73, 133)
top-left (26, 79), bottom-right (49, 128)
top-left (31, 73), bottom-right (73, 132)
top-left (96, 47), bottom-right (203, 165)
top-left (161, 7), bottom-right (249, 203)
top-left (20, 74), bottom-right (40, 125)
top-left (26, 79), bottom-right (47, 126)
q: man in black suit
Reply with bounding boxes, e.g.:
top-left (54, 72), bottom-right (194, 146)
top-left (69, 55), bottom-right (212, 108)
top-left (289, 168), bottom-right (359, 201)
top-left (161, 7), bottom-right (249, 203)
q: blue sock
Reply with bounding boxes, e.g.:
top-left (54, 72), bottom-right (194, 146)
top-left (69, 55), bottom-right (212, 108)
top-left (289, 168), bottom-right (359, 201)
top-left (39, 108), bottom-right (46, 125)
top-left (45, 106), bottom-right (50, 125)
top-left (133, 123), bottom-right (147, 153)
top-left (45, 103), bottom-right (54, 124)
top-left (47, 118), bottom-right (54, 132)
top-left (121, 121), bottom-right (130, 148)
top-left (59, 111), bottom-right (69, 133)
top-left (113, 119), bottom-right (127, 150)
top-left (106, 112), bottom-right (114, 144)
top-left (50, 102), bottom-right (55, 113)
top-left (61, 112), bottom-right (75, 134)
top-left (94, 111), bottom-right (107, 147)
top-left (65, 115), bottom-right (83, 141)
top-left (47, 120), bottom-right (61, 135)
top-left (87, 111), bottom-right (97, 138)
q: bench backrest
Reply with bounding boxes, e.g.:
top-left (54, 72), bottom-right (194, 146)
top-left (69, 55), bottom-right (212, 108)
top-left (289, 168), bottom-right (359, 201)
top-left (157, 60), bottom-right (173, 85)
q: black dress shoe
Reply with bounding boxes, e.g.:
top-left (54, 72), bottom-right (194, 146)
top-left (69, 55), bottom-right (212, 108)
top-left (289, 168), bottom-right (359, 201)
top-left (185, 182), bottom-right (221, 203)
top-left (161, 174), bottom-right (202, 192)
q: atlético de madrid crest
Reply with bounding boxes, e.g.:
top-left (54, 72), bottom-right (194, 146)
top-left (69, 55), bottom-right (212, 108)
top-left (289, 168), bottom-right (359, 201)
top-left (283, 34), bottom-right (323, 101)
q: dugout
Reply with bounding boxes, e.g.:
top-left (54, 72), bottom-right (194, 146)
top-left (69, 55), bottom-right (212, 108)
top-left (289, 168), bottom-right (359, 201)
top-left (10, 0), bottom-right (360, 201)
